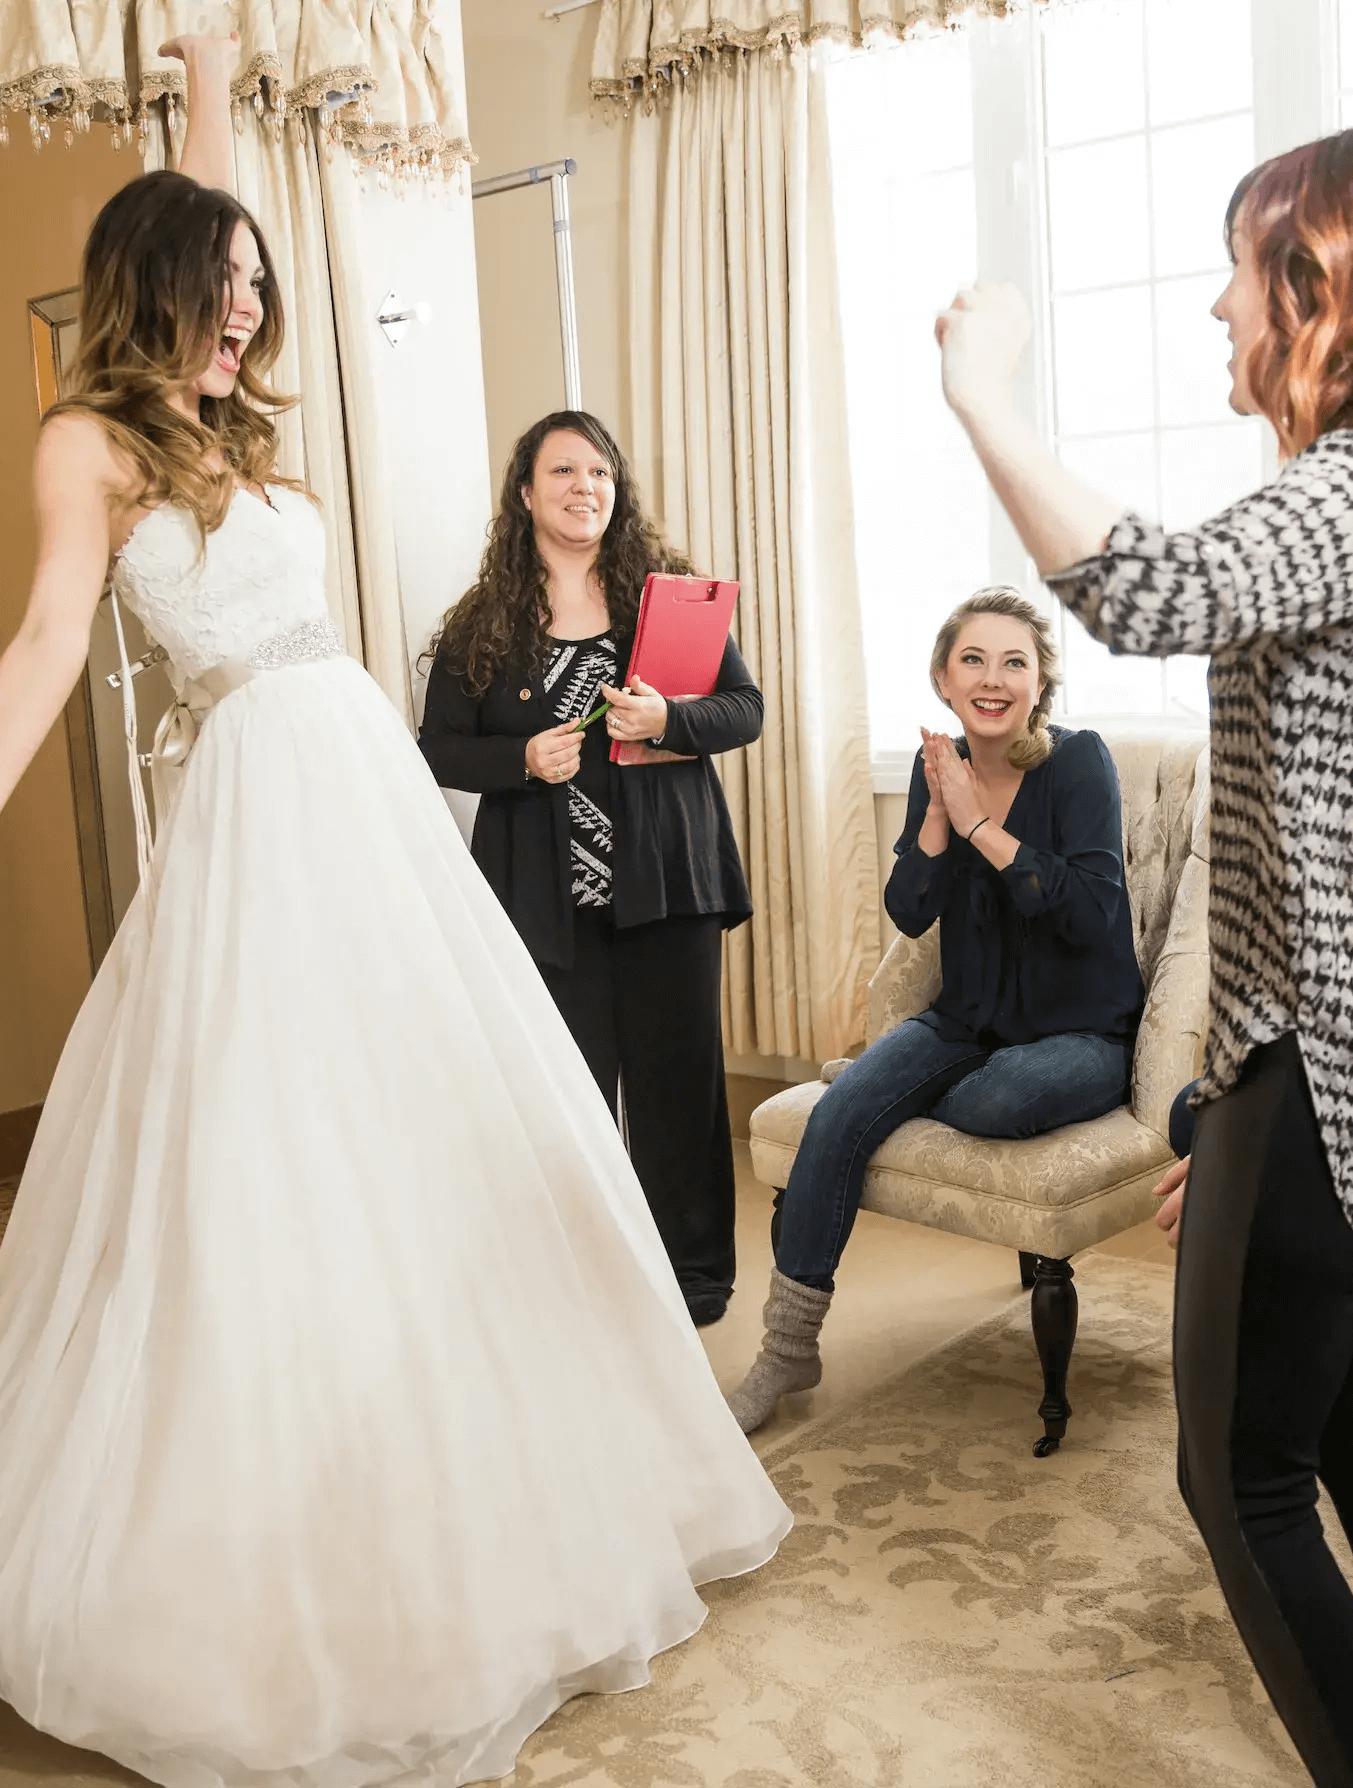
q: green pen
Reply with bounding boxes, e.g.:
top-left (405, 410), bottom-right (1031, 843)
top-left (573, 700), bottom-right (613, 733)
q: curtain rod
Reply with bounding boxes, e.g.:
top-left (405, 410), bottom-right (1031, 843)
top-left (542, 0), bottom-right (600, 18)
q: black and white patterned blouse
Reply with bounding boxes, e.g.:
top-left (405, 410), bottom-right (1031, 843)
top-left (1047, 428), bottom-right (1353, 1227)
top-left (543, 632), bottom-right (617, 909)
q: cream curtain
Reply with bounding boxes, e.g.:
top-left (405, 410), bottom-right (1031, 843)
top-left (593, 0), bottom-right (1051, 103)
top-left (625, 45), bottom-right (879, 1063)
top-left (0, 0), bottom-right (471, 180)
top-left (147, 97), bottom-right (413, 715)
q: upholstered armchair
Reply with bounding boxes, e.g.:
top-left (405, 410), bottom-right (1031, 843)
top-left (749, 733), bottom-right (1210, 1456)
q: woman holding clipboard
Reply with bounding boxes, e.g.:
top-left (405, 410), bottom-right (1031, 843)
top-left (420, 411), bottom-right (760, 1328)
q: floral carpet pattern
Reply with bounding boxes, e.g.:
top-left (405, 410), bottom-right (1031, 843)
top-left (513, 1252), bottom-right (1333, 1788)
top-left (0, 1237), bottom-right (1341, 1786)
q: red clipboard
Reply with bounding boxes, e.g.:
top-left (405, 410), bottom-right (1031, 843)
top-left (610, 573), bottom-right (740, 764)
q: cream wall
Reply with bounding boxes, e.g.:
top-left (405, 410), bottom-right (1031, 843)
top-left (351, 154), bottom-right (493, 847)
top-left (0, 132), bottom-right (128, 1114)
top-left (347, 179), bottom-right (492, 676)
top-left (461, 0), bottom-right (629, 494)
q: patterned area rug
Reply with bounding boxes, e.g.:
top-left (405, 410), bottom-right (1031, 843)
top-left (513, 1251), bottom-right (1324, 1788)
top-left (0, 1229), bottom-right (1335, 1785)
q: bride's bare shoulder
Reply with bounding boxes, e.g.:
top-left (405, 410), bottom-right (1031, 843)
top-left (38, 408), bottom-right (131, 488)
top-left (36, 410), bottom-right (145, 542)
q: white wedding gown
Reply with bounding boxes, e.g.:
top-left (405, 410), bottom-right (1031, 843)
top-left (0, 487), bottom-right (789, 1788)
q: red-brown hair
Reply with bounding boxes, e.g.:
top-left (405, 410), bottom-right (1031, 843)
top-left (1226, 131), bottom-right (1353, 457)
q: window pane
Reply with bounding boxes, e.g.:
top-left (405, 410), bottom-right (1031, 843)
top-left (885, 168), bottom-right (979, 320)
top-left (1155, 272), bottom-right (1235, 427)
top-left (1058, 620), bottom-right (1165, 721)
top-left (1164, 654), bottom-right (1210, 722)
top-left (1059, 432), bottom-right (1159, 521)
top-left (1041, 0), bottom-right (1145, 147)
top-left (1144, 0), bottom-right (1251, 127)
top-left (1159, 422), bottom-right (1264, 532)
top-left (1150, 114), bottom-right (1255, 279)
top-left (1342, 0), bottom-right (1353, 91)
top-left (828, 33), bottom-right (972, 174)
top-left (829, 41), bottom-right (983, 756)
top-left (1052, 286), bottom-right (1156, 436)
top-left (1047, 136), bottom-right (1151, 290)
top-left (857, 477), bottom-right (992, 752)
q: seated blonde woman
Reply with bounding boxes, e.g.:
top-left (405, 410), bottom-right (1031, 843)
top-left (729, 587), bottom-right (1145, 1433)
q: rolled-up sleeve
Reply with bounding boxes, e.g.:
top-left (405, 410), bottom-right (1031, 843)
top-left (1046, 438), bottom-right (1353, 656)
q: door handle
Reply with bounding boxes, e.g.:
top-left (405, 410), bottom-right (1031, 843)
top-left (106, 645), bottom-right (168, 690)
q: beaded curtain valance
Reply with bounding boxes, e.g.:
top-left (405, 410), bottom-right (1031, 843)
top-left (0, 0), bottom-right (472, 183)
top-left (590, 0), bottom-right (1061, 105)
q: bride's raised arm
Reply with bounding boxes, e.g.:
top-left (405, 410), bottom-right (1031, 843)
top-left (0, 416), bottom-right (123, 817)
top-left (159, 33), bottom-right (240, 194)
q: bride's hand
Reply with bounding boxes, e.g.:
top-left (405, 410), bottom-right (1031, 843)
top-left (158, 26), bottom-right (241, 68)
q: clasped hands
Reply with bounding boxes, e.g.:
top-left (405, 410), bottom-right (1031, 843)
top-left (920, 727), bottom-right (986, 839)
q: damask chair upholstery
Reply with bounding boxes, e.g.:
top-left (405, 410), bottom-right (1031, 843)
top-left (749, 733), bottom-right (1211, 1455)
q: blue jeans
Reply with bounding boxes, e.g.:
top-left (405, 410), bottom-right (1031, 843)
top-left (774, 1017), bottom-right (1132, 1291)
top-left (1169, 1079), bottom-right (1201, 1158)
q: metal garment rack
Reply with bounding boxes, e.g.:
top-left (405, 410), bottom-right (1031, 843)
top-left (471, 159), bottom-right (583, 409)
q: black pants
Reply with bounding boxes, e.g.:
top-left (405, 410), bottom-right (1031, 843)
top-left (1176, 1036), bottom-right (1353, 1786)
top-left (536, 910), bottom-right (736, 1305)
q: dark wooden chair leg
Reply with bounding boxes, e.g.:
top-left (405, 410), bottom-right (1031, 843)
top-left (1018, 1250), bottom-right (1038, 1290)
top-left (1030, 1255), bottom-right (1078, 1458)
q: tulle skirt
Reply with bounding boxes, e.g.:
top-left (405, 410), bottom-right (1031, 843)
top-left (0, 656), bottom-right (789, 1787)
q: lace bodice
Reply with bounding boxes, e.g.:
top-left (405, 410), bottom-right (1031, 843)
top-left (112, 486), bottom-right (331, 678)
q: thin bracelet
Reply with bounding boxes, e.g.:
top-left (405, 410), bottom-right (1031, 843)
top-left (966, 816), bottom-right (990, 842)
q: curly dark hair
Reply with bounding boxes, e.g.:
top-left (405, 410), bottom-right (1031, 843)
top-left (430, 410), bottom-right (692, 693)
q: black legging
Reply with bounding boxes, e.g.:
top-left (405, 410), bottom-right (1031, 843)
top-left (1176, 1036), bottom-right (1353, 1786)
top-left (535, 909), bottom-right (735, 1307)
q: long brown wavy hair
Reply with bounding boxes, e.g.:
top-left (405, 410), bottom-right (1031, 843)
top-left (1225, 131), bottom-right (1353, 457)
top-left (431, 410), bottom-right (692, 693)
top-left (929, 586), bottom-right (1061, 771)
top-left (47, 169), bottom-right (300, 532)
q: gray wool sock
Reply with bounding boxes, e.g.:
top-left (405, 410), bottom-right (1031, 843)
top-left (726, 1268), bottom-right (832, 1435)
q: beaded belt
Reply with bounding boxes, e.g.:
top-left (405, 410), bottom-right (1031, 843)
top-left (109, 593), bottom-right (344, 894)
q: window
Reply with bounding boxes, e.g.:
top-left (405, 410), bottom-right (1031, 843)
top-left (1339, 0), bottom-right (1353, 121)
top-left (829, 35), bottom-right (987, 765)
top-left (830, 0), bottom-right (1337, 773)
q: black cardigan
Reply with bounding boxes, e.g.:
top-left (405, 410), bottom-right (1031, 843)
top-left (419, 636), bottom-right (762, 968)
top-left (886, 727), bottom-right (1143, 1047)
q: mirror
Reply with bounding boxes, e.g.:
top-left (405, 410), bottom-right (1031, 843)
top-left (28, 288), bottom-right (171, 972)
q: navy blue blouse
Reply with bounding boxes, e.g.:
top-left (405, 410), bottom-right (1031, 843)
top-left (886, 727), bottom-right (1144, 1048)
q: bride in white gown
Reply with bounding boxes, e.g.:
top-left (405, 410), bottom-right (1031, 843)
top-left (0, 36), bottom-right (789, 1788)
